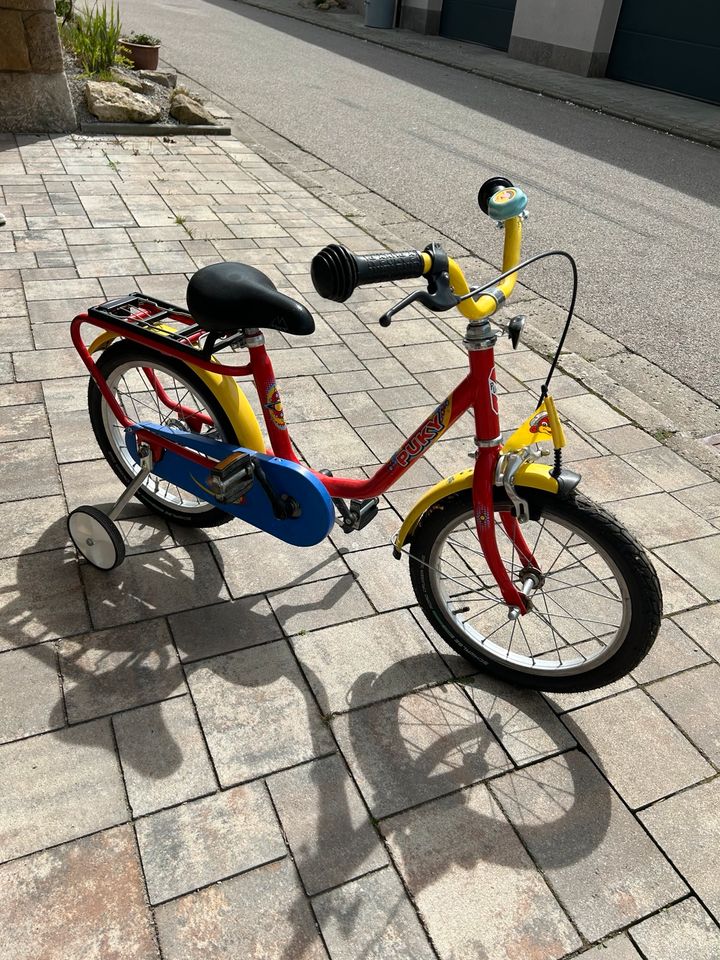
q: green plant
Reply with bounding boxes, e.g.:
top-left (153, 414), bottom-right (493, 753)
top-left (124, 31), bottom-right (160, 45)
top-left (63, 2), bottom-right (125, 76)
top-left (55, 0), bottom-right (73, 22)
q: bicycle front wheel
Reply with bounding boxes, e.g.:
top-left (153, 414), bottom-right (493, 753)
top-left (88, 341), bottom-right (239, 527)
top-left (409, 489), bottom-right (662, 692)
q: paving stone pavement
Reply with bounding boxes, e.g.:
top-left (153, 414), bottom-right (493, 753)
top-left (0, 131), bottom-right (719, 959)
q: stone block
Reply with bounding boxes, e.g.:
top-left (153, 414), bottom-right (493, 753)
top-left (0, 826), bottom-right (158, 960)
top-left (269, 574), bottom-right (374, 636)
top-left (563, 688), bottom-right (712, 808)
top-left (58, 618), bottom-right (185, 723)
top-left (313, 867), bottom-right (435, 959)
top-left (22, 11), bottom-right (63, 73)
top-left (0, 11), bottom-right (29, 71)
top-left (629, 898), bottom-right (720, 959)
top-left (640, 779), bottom-right (720, 922)
top-left (292, 609), bottom-right (450, 715)
top-left (186, 640), bottom-right (334, 785)
top-left (384, 784), bottom-right (581, 960)
top-left (113, 695), bottom-right (216, 817)
top-left (649, 663), bottom-right (720, 763)
top-left (631, 617), bottom-right (710, 683)
top-left (169, 594), bottom-right (282, 662)
top-left (656, 535), bottom-right (720, 601)
top-left (490, 752), bottom-right (687, 940)
top-left (85, 81), bottom-right (162, 123)
top-left (155, 859), bottom-right (326, 960)
top-left (0, 643), bottom-right (62, 744)
top-left (0, 72), bottom-right (76, 134)
top-left (333, 683), bottom-right (511, 817)
top-left (0, 719), bottom-right (128, 861)
top-left (268, 754), bottom-right (387, 895)
top-left (135, 782), bottom-right (286, 904)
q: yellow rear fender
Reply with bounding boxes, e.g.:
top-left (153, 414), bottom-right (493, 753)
top-left (393, 462), bottom-right (564, 555)
top-left (87, 328), bottom-right (265, 453)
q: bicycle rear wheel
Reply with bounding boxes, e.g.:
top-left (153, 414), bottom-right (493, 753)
top-left (409, 489), bottom-right (662, 692)
top-left (88, 341), bottom-right (239, 526)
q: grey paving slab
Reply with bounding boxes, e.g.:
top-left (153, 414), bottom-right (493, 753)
top-left (81, 543), bottom-right (229, 629)
top-left (542, 675), bottom-right (637, 714)
top-left (0, 548), bottom-right (91, 652)
top-left (58, 618), bottom-right (185, 723)
top-left (577, 936), bottom-right (642, 959)
top-left (154, 859), bottom-right (326, 960)
top-left (0, 495), bottom-right (68, 559)
top-left (463, 674), bottom-right (576, 765)
top-left (270, 573), bottom-right (374, 635)
top-left (42, 375), bottom-right (99, 463)
top-left (0, 719), bottom-right (128, 863)
top-left (556, 394), bottom-right (629, 432)
top-left (563, 688), bottom-right (713, 809)
top-left (651, 555), bottom-right (706, 615)
top-left (113, 695), bottom-right (216, 818)
top-left (292, 609), bottom-right (451, 714)
top-left (293, 417), bottom-right (377, 470)
top-left (608, 493), bottom-right (717, 549)
top-left (0, 437), bottom-right (61, 503)
top-left (629, 898), bottom-right (720, 960)
top-left (211, 530), bottom-right (345, 598)
top-left (655, 536), bottom-right (720, 601)
top-left (672, 603), bottom-right (720, 662)
top-left (648, 663), bottom-right (720, 764)
top-left (339, 544), bottom-right (416, 612)
top-left (0, 401), bottom-right (49, 442)
top-left (0, 643), bottom-right (63, 745)
top-left (490, 752), bottom-right (686, 941)
top-left (674, 482), bottom-right (720, 521)
top-left (631, 617), bottom-right (711, 683)
top-left (384, 784), bottom-right (581, 960)
top-left (625, 447), bottom-right (710, 493)
top-left (575, 455), bottom-right (662, 504)
top-left (136, 782), bottom-right (286, 904)
top-left (333, 682), bottom-right (510, 818)
top-left (169, 594), bottom-right (282, 662)
top-left (0, 826), bottom-right (158, 960)
top-left (0, 381), bottom-right (43, 407)
top-left (268, 754), bottom-right (387, 895)
top-left (186, 640), bottom-right (334, 786)
top-left (313, 866), bottom-right (435, 960)
top-left (641, 779), bottom-right (720, 923)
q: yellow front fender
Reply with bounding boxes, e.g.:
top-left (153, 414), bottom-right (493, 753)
top-left (393, 462), bottom-right (560, 555)
top-left (87, 331), bottom-right (265, 452)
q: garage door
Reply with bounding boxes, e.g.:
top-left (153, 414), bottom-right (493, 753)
top-left (440, 0), bottom-right (517, 52)
top-left (607, 0), bottom-right (720, 105)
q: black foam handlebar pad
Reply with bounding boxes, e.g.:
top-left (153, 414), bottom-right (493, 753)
top-left (311, 244), bottom-right (425, 302)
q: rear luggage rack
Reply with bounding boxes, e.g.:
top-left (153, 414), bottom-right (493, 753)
top-left (85, 292), bottom-right (249, 362)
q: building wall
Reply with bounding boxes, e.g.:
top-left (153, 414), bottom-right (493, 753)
top-left (509, 0), bottom-right (623, 76)
top-left (0, 0), bottom-right (76, 133)
top-left (399, 0), bottom-right (442, 35)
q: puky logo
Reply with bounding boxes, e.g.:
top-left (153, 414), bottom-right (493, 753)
top-left (264, 382), bottom-right (286, 430)
top-left (390, 399), bottom-right (451, 471)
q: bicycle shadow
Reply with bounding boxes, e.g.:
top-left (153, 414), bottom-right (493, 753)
top-left (0, 514), bottom-right (351, 785)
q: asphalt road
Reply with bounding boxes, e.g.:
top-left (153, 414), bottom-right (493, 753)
top-left (122, 0), bottom-right (720, 405)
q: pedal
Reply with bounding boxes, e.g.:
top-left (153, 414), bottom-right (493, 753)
top-left (338, 497), bottom-right (379, 533)
top-left (206, 451), bottom-right (255, 503)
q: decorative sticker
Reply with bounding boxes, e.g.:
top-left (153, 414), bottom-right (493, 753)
top-left (389, 397), bottom-right (452, 471)
top-left (529, 410), bottom-right (552, 438)
top-left (264, 382), bottom-right (286, 431)
top-left (493, 188), bottom-right (516, 204)
top-left (489, 367), bottom-right (499, 415)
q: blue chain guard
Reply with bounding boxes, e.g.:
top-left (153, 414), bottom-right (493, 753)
top-left (127, 423), bottom-right (335, 547)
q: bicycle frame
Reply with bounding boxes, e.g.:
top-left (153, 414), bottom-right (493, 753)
top-left (71, 300), bottom-right (535, 613)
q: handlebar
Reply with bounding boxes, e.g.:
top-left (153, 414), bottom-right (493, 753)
top-left (310, 177), bottom-right (528, 322)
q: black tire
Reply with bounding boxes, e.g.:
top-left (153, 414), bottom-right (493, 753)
top-left (409, 489), bottom-right (662, 692)
top-left (88, 340), bottom-right (240, 527)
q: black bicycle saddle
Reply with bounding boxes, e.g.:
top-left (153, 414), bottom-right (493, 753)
top-left (186, 262), bottom-right (315, 336)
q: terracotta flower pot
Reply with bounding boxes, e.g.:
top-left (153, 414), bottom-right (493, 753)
top-left (120, 40), bottom-right (160, 71)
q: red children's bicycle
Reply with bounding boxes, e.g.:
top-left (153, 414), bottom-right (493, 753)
top-left (68, 177), bottom-right (662, 692)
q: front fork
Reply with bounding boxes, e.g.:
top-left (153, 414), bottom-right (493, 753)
top-left (468, 330), bottom-right (536, 615)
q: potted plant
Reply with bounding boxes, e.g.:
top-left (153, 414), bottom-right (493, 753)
top-left (120, 31), bottom-right (161, 70)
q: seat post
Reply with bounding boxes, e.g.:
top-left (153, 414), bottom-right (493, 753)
top-left (246, 331), bottom-right (298, 464)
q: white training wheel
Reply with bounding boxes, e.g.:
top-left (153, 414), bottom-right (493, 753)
top-left (68, 506), bottom-right (125, 570)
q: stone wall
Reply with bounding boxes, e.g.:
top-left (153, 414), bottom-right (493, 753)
top-left (0, 0), bottom-right (76, 132)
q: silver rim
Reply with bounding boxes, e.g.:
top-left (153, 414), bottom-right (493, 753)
top-left (426, 505), bottom-right (631, 678)
top-left (101, 358), bottom-right (225, 515)
top-left (68, 511), bottom-right (119, 570)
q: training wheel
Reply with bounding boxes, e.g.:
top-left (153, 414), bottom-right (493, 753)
top-left (68, 506), bottom-right (125, 570)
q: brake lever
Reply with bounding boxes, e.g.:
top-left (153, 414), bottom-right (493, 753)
top-left (378, 243), bottom-right (461, 326)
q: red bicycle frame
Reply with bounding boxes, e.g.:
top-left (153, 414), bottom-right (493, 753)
top-left (71, 309), bottom-right (535, 612)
